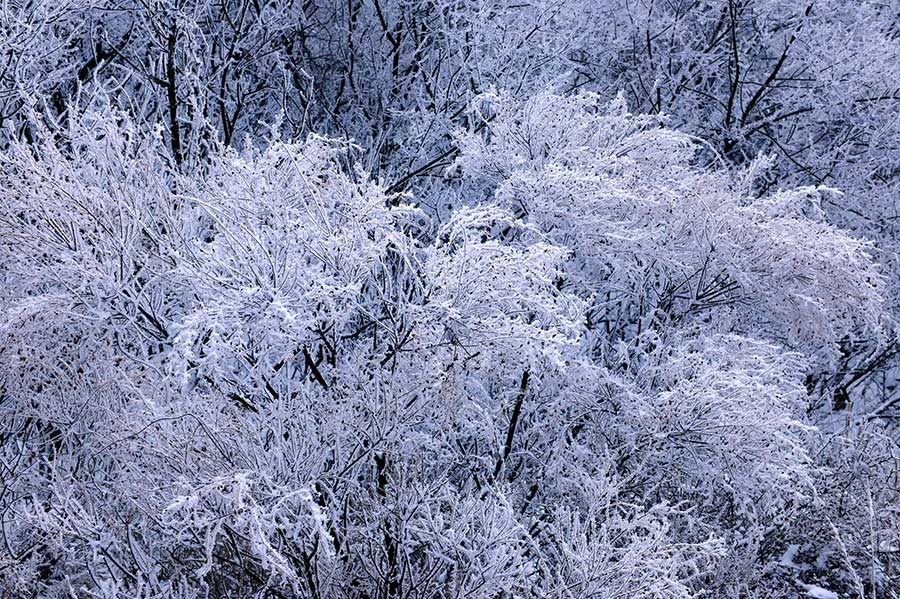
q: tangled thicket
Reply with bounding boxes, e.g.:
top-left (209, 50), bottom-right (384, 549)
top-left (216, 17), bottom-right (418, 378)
top-left (1, 2), bottom-right (899, 598)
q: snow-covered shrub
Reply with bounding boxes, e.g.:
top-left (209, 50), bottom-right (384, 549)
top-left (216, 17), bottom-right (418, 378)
top-left (454, 91), bottom-right (886, 360)
top-left (0, 83), bottom-right (894, 599)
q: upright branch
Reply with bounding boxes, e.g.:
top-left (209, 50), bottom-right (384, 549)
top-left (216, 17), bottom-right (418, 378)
top-left (494, 369), bottom-right (530, 479)
top-left (166, 18), bottom-right (182, 166)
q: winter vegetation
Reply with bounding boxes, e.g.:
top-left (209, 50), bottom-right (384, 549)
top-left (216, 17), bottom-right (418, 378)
top-left (0, 1), bottom-right (899, 598)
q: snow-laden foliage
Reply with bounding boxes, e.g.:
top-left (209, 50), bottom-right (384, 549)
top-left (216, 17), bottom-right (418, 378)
top-left (455, 92), bottom-right (886, 360)
top-left (1, 2), bottom-right (899, 597)
top-left (1, 90), bottom-right (894, 599)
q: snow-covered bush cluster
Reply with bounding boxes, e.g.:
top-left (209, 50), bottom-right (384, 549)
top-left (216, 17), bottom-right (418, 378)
top-left (1, 1), bottom-right (898, 598)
